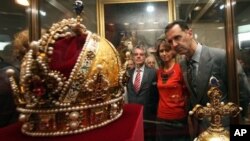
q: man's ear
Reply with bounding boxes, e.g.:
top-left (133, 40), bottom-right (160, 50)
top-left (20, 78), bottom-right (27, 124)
top-left (186, 29), bottom-right (193, 38)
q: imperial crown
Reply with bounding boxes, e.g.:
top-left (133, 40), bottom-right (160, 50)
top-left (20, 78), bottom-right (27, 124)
top-left (7, 0), bottom-right (126, 136)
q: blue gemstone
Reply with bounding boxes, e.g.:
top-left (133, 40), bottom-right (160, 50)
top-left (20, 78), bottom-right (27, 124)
top-left (74, 0), bottom-right (84, 15)
top-left (210, 76), bottom-right (219, 86)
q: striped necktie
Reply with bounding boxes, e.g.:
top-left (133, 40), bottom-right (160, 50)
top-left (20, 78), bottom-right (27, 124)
top-left (134, 69), bottom-right (141, 93)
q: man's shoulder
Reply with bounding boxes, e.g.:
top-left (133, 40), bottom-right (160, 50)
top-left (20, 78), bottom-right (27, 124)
top-left (0, 61), bottom-right (11, 69)
top-left (145, 66), bottom-right (157, 73)
top-left (127, 68), bottom-right (135, 74)
top-left (202, 46), bottom-right (226, 62)
top-left (203, 45), bottom-right (226, 56)
top-left (0, 61), bottom-right (19, 75)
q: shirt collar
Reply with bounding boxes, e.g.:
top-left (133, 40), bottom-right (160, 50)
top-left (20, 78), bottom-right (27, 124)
top-left (192, 43), bottom-right (202, 63)
top-left (135, 65), bottom-right (145, 72)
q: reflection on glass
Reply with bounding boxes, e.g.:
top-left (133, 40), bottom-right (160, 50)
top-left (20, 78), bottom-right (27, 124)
top-left (0, 0), bottom-right (28, 63)
top-left (40, 0), bottom-right (97, 33)
top-left (234, 0), bottom-right (250, 125)
top-left (175, 0), bottom-right (225, 49)
top-left (15, 0), bottom-right (29, 6)
top-left (103, 1), bottom-right (168, 63)
top-left (175, 0), bottom-right (250, 126)
top-left (104, 2), bottom-right (168, 48)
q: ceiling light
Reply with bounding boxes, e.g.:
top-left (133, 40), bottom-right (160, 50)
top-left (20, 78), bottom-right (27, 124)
top-left (15, 0), bottom-right (30, 6)
top-left (219, 5), bottom-right (224, 10)
top-left (194, 6), bottom-right (201, 11)
top-left (146, 5), bottom-right (154, 13)
top-left (153, 21), bottom-right (159, 24)
top-left (40, 10), bottom-right (46, 16)
top-left (108, 23), bottom-right (114, 26)
top-left (217, 26), bottom-right (224, 30)
top-left (124, 23), bottom-right (130, 26)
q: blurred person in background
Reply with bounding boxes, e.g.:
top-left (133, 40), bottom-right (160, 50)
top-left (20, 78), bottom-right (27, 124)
top-left (0, 29), bottom-right (29, 127)
top-left (145, 55), bottom-right (158, 70)
top-left (127, 46), bottom-right (159, 141)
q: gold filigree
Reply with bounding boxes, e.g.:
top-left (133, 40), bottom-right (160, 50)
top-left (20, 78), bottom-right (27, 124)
top-left (6, 1), bottom-right (125, 136)
top-left (189, 76), bottom-right (242, 141)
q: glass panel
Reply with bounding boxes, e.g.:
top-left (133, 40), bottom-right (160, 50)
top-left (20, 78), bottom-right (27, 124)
top-left (104, 2), bottom-right (168, 47)
top-left (234, 0), bottom-right (250, 124)
top-left (173, 0), bottom-right (240, 134)
top-left (0, 0), bottom-right (28, 64)
top-left (175, 0), bottom-right (226, 49)
top-left (99, 0), bottom-right (168, 63)
top-left (40, 0), bottom-right (97, 33)
top-left (0, 0), bottom-right (97, 66)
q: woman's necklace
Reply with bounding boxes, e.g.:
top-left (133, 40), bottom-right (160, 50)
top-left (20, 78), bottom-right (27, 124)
top-left (161, 62), bottom-right (175, 84)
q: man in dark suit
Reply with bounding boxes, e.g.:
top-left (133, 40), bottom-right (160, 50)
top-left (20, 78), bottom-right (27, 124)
top-left (0, 57), bottom-right (19, 127)
top-left (127, 46), bottom-right (158, 141)
top-left (164, 20), bottom-right (250, 138)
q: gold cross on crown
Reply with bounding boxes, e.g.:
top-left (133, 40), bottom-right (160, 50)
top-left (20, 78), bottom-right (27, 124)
top-left (189, 76), bottom-right (242, 141)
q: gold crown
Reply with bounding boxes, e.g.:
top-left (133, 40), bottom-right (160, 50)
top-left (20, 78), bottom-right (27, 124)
top-left (6, 13), bottom-right (126, 136)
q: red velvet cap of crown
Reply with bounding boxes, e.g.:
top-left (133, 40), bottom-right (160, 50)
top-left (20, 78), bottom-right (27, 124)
top-left (49, 34), bottom-right (87, 78)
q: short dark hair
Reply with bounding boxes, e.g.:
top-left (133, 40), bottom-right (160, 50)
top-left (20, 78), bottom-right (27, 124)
top-left (165, 20), bottom-right (190, 34)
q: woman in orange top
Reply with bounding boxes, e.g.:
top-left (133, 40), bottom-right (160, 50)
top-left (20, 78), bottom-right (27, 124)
top-left (155, 39), bottom-right (190, 141)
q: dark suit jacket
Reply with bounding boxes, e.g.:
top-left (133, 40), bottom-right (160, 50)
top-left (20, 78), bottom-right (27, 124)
top-left (127, 66), bottom-right (158, 120)
top-left (180, 45), bottom-right (250, 109)
top-left (180, 45), bottom-right (250, 131)
top-left (179, 46), bottom-right (229, 132)
top-left (180, 46), bottom-right (228, 110)
top-left (0, 61), bottom-right (19, 127)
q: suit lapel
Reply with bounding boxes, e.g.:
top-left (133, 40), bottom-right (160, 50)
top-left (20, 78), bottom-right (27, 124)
top-left (128, 68), bottom-right (137, 93)
top-left (180, 47), bottom-right (213, 104)
top-left (196, 46), bottom-right (213, 102)
top-left (180, 56), bottom-right (194, 96)
top-left (138, 67), bottom-right (148, 94)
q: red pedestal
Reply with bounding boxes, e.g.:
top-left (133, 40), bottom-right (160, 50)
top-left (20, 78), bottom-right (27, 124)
top-left (0, 104), bottom-right (144, 141)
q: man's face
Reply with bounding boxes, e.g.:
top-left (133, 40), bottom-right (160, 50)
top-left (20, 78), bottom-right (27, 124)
top-left (133, 48), bottom-right (146, 67)
top-left (146, 58), bottom-right (156, 68)
top-left (127, 60), bottom-right (135, 70)
top-left (166, 24), bottom-right (193, 55)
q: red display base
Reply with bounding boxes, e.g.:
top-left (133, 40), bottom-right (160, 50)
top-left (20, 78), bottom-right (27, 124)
top-left (0, 104), bottom-right (144, 141)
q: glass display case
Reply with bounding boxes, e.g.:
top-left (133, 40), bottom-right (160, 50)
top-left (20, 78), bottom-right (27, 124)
top-left (0, 0), bottom-right (28, 63)
top-left (1, 0), bottom-right (249, 126)
top-left (233, 0), bottom-right (250, 124)
top-left (97, 0), bottom-right (170, 63)
top-left (173, 0), bottom-right (250, 125)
